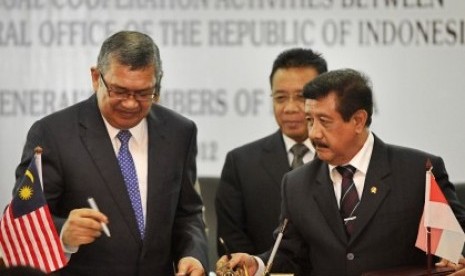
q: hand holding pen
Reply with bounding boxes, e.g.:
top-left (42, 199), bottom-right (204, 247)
top-left (87, 197), bottom-right (111, 237)
top-left (61, 198), bottom-right (111, 247)
top-left (216, 237), bottom-right (249, 276)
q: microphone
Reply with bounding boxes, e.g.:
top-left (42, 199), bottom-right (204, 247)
top-left (264, 218), bottom-right (289, 275)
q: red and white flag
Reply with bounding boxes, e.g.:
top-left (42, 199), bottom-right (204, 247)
top-left (0, 151), bottom-right (67, 273)
top-left (415, 168), bottom-right (465, 263)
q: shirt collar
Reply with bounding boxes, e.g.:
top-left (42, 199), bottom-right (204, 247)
top-left (329, 131), bottom-right (374, 176)
top-left (102, 116), bottom-right (147, 145)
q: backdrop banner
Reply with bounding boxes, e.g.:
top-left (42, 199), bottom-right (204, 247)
top-left (1, 1), bottom-right (464, 208)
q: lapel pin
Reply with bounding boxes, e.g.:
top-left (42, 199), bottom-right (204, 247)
top-left (370, 186), bottom-right (377, 194)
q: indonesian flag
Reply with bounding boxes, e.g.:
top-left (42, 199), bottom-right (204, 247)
top-left (415, 168), bottom-right (465, 263)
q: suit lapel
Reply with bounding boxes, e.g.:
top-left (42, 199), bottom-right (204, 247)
top-left (260, 131), bottom-right (291, 191)
top-left (349, 136), bottom-right (391, 243)
top-left (312, 163), bottom-right (348, 244)
top-left (142, 107), bottom-right (167, 250)
top-left (78, 95), bottom-right (143, 244)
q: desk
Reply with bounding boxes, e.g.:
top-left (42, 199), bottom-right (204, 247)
top-left (362, 265), bottom-right (454, 276)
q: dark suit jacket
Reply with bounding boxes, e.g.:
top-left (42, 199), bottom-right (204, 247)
top-left (15, 95), bottom-right (208, 275)
top-left (215, 131), bottom-right (291, 255)
top-left (263, 135), bottom-right (465, 276)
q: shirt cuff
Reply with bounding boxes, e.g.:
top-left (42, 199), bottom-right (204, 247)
top-left (254, 256), bottom-right (265, 276)
top-left (60, 228), bottom-right (79, 254)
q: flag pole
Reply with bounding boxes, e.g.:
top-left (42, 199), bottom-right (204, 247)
top-left (426, 159), bottom-right (432, 276)
top-left (34, 146), bottom-right (43, 190)
top-left (427, 226), bottom-right (432, 276)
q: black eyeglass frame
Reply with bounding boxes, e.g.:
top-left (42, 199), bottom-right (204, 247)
top-left (99, 72), bottom-right (156, 102)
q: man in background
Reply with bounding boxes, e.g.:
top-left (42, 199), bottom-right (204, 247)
top-left (215, 48), bottom-right (327, 255)
top-left (14, 31), bottom-right (208, 275)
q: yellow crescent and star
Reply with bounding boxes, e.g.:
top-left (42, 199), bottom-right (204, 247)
top-left (18, 169), bottom-right (34, 200)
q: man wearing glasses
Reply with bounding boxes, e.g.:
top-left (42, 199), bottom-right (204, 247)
top-left (215, 48), bottom-right (328, 256)
top-left (14, 31), bottom-right (208, 275)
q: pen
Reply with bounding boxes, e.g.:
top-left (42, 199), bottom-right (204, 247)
top-left (219, 237), bottom-right (249, 276)
top-left (265, 218), bottom-right (288, 275)
top-left (87, 197), bottom-right (111, 237)
top-left (218, 237), bottom-right (232, 260)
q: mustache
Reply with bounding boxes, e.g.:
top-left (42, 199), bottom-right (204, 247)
top-left (312, 140), bottom-right (329, 149)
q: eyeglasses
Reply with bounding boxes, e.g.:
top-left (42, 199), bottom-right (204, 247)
top-left (99, 72), bottom-right (156, 102)
top-left (271, 92), bottom-right (305, 104)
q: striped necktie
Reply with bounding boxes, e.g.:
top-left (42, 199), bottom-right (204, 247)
top-left (336, 165), bottom-right (358, 236)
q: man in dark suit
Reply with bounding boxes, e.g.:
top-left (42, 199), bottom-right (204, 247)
top-left (215, 48), bottom-right (328, 255)
top-left (217, 69), bottom-right (465, 276)
top-left (14, 31), bottom-right (208, 275)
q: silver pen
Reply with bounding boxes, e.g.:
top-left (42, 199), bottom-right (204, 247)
top-left (87, 197), bottom-right (111, 237)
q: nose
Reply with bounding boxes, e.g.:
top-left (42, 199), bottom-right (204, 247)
top-left (283, 98), bottom-right (303, 113)
top-left (120, 95), bottom-right (140, 108)
top-left (308, 121), bottom-right (322, 140)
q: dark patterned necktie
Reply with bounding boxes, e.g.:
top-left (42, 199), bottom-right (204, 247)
top-left (336, 165), bottom-right (358, 236)
top-left (290, 143), bottom-right (309, 170)
top-left (117, 130), bottom-right (145, 238)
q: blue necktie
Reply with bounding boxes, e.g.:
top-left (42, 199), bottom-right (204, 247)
top-left (117, 130), bottom-right (145, 238)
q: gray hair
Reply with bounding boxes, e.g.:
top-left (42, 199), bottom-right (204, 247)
top-left (97, 31), bottom-right (163, 94)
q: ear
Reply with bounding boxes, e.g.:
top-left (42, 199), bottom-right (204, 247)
top-left (152, 93), bottom-right (160, 104)
top-left (90, 67), bottom-right (100, 93)
top-left (352, 109), bottom-right (368, 133)
top-left (155, 70), bottom-right (163, 95)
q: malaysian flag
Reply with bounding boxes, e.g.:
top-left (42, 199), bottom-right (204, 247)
top-left (0, 151), bottom-right (67, 273)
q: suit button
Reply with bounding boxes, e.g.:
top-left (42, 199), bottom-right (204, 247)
top-left (346, 253), bottom-right (355, 260)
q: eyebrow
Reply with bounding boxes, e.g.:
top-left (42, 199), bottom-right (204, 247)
top-left (273, 89), bottom-right (303, 94)
top-left (109, 82), bottom-right (154, 93)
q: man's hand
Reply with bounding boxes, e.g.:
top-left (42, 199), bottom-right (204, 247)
top-left (62, 208), bottom-right (109, 247)
top-left (216, 253), bottom-right (258, 276)
top-left (445, 257), bottom-right (465, 276)
top-left (176, 256), bottom-right (205, 276)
